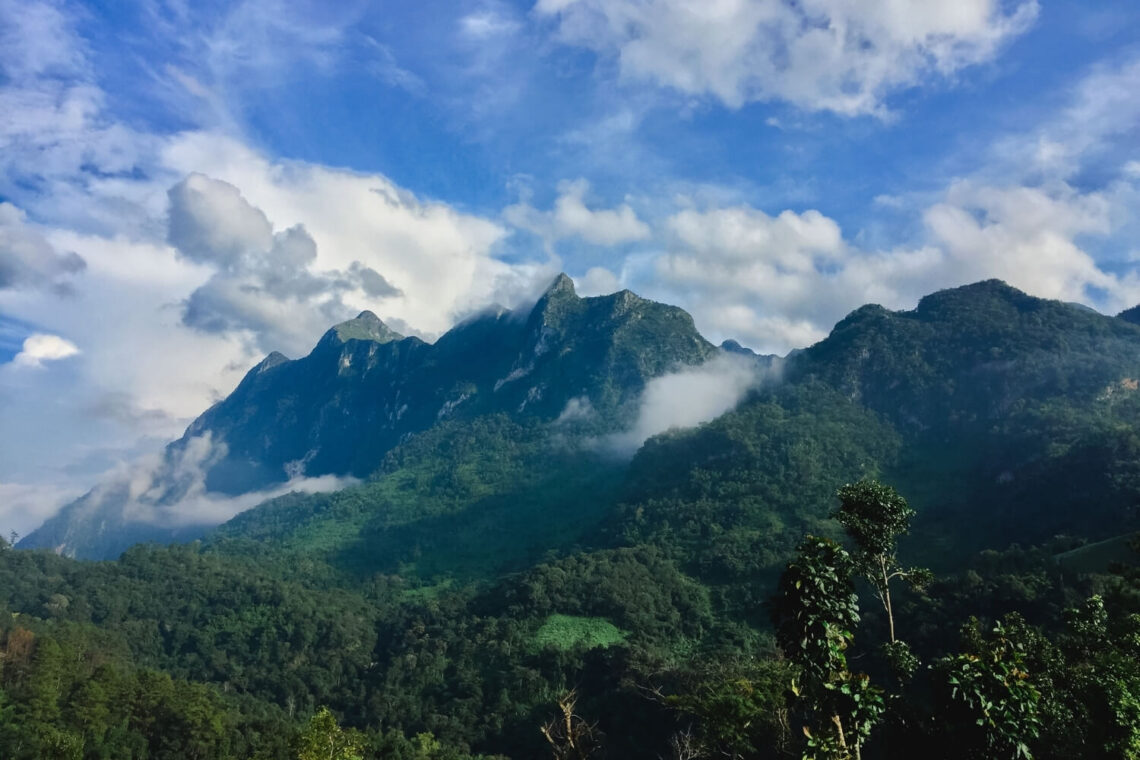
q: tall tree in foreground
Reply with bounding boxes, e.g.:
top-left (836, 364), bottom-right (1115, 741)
top-left (773, 536), bottom-right (883, 760)
top-left (834, 480), bottom-right (930, 685)
top-left (834, 480), bottom-right (928, 646)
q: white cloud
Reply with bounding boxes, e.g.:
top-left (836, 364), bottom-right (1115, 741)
top-left (461, 5), bottom-right (523, 39)
top-left (0, 0), bottom-right (87, 81)
top-left (604, 353), bottom-right (772, 454)
top-left (504, 178), bottom-right (651, 247)
top-left (535, 0), bottom-right (1038, 115)
top-left (638, 180), bottom-right (1140, 353)
top-left (921, 181), bottom-right (1118, 304)
top-left (556, 395), bottom-right (596, 423)
top-left (115, 433), bottom-right (357, 527)
top-left (13, 333), bottom-right (80, 368)
top-left (167, 172), bottom-right (408, 355)
top-left (0, 481), bottom-right (83, 541)
top-left (991, 57), bottom-right (1140, 181)
top-left (575, 266), bottom-right (622, 296)
top-left (161, 133), bottom-right (539, 342)
top-left (0, 202), bottom-right (86, 292)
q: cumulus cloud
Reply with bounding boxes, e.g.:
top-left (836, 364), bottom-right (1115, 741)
top-left (604, 353), bottom-right (774, 454)
top-left (168, 173), bottom-right (274, 266)
top-left (168, 172), bottom-right (446, 355)
top-left (535, 0), bottom-right (1038, 115)
top-left (642, 179), bottom-right (1140, 354)
top-left (161, 134), bottom-right (543, 339)
top-left (0, 203), bottom-right (86, 293)
top-left (504, 178), bottom-right (651, 247)
top-left (13, 333), bottom-right (80, 368)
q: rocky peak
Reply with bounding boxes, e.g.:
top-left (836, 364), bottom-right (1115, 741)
top-left (255, 351), bottom-right (289, 372)
top-left (543, 273), bottom-right (576, 299)
top-left (324, 311), bottom-right (404, 346)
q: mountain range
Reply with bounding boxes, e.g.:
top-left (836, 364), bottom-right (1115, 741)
top-left (8, 274), bottom-right (1140, 758)
top-left (22, 275), bottom-right (1140, 573)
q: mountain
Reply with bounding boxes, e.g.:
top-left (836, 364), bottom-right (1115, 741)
top-left (9, 279), bottom-right (1140, 759)
top-left (616, 280), bottom-right (1140, 586)
top-left (20, 274), bottom-right (715, 559)
top-left (182, 279), bottom-right (1140, 594)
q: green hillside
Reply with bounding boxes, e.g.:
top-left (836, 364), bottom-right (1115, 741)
top-left (7, 280), bottom-right (1140, 758)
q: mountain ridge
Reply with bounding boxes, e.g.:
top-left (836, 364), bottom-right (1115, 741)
top-left (20, 274), bottom-right (717, 558)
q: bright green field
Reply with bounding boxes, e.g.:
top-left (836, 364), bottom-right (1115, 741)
top-left (532, 614), bottom-right (627, 651)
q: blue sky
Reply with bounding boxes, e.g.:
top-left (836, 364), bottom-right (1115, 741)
top-left (1, 0), bottom-right (1139, 536)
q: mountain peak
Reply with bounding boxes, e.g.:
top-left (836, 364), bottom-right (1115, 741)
top-left (256, 351), bottom-right (289, 371)
top-left (913, 279), bottom-right (1031, 316)
top-left (543, 273), bottom-right (577, 299)
top-left (720, 339), bottom-right (756, 357)
top-left (327, 311), bottom-right (404, 345)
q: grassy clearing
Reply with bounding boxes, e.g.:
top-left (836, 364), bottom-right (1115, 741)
top-left (1056, 533), bottom-right (1139, 574)
top-left (532, 614), bottom-right (627, 651)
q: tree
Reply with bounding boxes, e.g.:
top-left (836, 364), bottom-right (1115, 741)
top-left (540, 690), bottom-right (602, 760)
top-left (293, 707), bottom-right (365, 760)
top-left (773, 536), bottom-right (883, 760)
top-left (834, 481), bottom-right (929, 648)
top-left (931, 616), bottom-right (1042, 760)
top-left (663, 657), bottom-right (793, 759)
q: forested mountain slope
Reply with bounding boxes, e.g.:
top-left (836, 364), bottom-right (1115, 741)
top-left (21, 274), bottom-right (714, 559)
top-left (6, 278), bottom-right (1140, 758)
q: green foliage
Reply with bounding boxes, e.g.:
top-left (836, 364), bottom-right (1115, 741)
top-left (293, 707), bottom-right (365, 760)
top-left (834, 481), bottom-right (914, 564)
top-left (532, 615), bottom-right (626, 652)
top-left (932, 617), bottom-right (1043, 760)
top-left (213, 416), bottom-right (627, 583)
top-left (773, 536), bottom-right (884, 759)
top-left (0, 619), bottom-right (291, 760)
top-left (664, 657), bottom-right (795, 759)
top-left (834, 480), bottom-right (927, 652)
top-left (617, 381), bottom-right (900, 621)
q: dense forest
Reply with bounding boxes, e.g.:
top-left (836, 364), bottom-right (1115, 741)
top-left (5, 280), bottom-right (1140, 758)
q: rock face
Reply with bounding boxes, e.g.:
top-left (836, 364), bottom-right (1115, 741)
top-left (22, 274), bottom-right (717, 558)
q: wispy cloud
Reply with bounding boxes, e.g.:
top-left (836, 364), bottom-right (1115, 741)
top-left (535, 0), bottom-right (1038, 116)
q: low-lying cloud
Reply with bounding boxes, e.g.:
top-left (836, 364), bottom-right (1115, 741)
top-left (602, 353), bottom-right (778, 455)
top-left (80, 432), bottom-right (357, 530)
